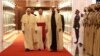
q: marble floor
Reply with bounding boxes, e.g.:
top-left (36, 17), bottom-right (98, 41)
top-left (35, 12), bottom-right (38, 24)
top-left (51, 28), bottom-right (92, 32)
top-left (0, 31), bottom-right (83, 56)
top-left (0, 30), bottom-right (20, 52)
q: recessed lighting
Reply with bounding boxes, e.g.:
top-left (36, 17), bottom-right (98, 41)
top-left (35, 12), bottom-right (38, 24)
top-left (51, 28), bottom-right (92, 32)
top-left (2, 0), bottom-right (15, 9)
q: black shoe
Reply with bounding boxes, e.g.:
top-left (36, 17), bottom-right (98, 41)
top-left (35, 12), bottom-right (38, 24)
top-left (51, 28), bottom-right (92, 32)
top-left (51, 50), bottom-right (57, 52)
top-left (83, 48), bottom-right (85, 52)
top-left (79, 43), bottom-right (83, 47)
top-left (50, 49), bottom-right (57, 52)
top-left (74, 41), bottom-right (78, 44)
top-left (25, 49), bottom-right (30, 52)
top-left (38, 49), bottom-right (41, 51)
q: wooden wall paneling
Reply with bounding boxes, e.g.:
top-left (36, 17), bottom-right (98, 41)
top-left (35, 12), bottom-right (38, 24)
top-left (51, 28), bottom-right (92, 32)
top-left (14, 0), bottom-right (26, 30)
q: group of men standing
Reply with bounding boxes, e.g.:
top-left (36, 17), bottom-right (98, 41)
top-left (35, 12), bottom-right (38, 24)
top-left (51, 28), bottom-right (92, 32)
top-left (21, 7), bottom-right (65, 52)
top-left (83, 3), bottom-right (100, 56)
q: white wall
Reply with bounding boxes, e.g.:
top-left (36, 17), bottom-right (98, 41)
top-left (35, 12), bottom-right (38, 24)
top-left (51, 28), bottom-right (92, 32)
top-left (60, 10), bottom-right (72, 33)
top-left (0, 0), bottom-right (3, 51)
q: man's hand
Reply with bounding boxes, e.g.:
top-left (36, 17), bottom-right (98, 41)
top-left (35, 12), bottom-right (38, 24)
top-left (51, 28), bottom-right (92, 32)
top-left (45, 29), bottom-right (48, 33)
top-left (22, 31), bottom-right (24, 34)
top-left (35, 31), bottom-right (37, 33)
top-left (34, 42), bottom-right (38, 45)
top-left (59, 29), bottom-right (61, 32)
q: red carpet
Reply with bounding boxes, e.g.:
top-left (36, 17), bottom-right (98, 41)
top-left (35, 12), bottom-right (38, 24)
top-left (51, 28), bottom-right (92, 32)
top-left (0, 33), bottom-right (72, 56)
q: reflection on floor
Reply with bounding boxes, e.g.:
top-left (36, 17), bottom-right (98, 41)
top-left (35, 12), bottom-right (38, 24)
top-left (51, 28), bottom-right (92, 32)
top-left (73, 43), bottom-right (83, 56)
top-left (72, 28), bottom-right (83, 56)
top-left (63, 32), bottom-right (83, 56)
top-left (63, 32), bottom-right (72, 53)
top-left (0, 30), bottom-right (20, 52)
top-left (0, 31), bottom-right (83, 56)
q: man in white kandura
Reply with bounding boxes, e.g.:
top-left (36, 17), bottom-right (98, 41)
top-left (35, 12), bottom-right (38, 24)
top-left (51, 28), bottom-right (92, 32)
top-left (35, 8), bottom-right (47, 50)
top-left (46, 8), bottom-right (63, 51)
top-left (21, 8), bottom-right (36, 51)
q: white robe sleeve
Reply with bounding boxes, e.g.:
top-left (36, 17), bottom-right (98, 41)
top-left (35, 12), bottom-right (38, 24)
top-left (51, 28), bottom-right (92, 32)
top-left (21, 15), bottom-right (25, 31)
top-left (56, 14), bottom-right (63, 51)
top-left (44, 15), bottom-right (48, 31)
top-left (34, 16), bottom-right (38, 31)
top-left (56, 14), bottom-right (62, 31)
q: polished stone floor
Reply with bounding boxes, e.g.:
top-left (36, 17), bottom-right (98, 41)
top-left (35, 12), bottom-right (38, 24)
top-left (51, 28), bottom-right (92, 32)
top-left (0, 31), bottom-right (83, 56)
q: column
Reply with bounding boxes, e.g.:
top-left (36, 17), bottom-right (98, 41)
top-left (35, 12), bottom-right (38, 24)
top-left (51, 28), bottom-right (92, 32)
top-left (0, 0), bottom-right (3, 51)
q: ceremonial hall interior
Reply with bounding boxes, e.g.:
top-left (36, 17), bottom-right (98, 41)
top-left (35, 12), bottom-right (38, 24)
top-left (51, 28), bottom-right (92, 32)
top-left (0, 0), bottom-right (100, 56)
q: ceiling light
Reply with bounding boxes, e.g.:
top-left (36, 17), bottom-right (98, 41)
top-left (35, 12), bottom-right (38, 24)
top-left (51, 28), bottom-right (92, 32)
top-left (2, 0), bottom-right (15, 9)
top-left (36, 2), bottom-right (41, 7)
top-left (59, 2), bottom-right (71, 9)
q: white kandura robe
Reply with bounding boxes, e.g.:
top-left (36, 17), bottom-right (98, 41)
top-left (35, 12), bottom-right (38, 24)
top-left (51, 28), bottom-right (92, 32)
top-left (46, 13), bottom-right (63, 51)
top-left (35, 15), bottom-right (47, 50)
top-left (21, 14), bottom-right (36, 50)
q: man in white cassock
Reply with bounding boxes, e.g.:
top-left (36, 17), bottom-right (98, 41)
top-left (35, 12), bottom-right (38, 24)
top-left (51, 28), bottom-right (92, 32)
top-left (35, 8), bottom-right (47, 50)
top-left (46, 8), bottom-right (63, 51)
top-left (21, 8), bottom-right (36, 51)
